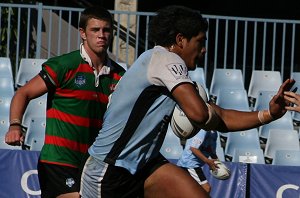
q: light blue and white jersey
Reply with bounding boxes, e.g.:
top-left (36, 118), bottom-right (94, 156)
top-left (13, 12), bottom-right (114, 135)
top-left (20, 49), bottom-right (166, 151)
top-left (88, 46), bottom-right (193, 174)
top-left (177, 130), bottom-right (217, 168)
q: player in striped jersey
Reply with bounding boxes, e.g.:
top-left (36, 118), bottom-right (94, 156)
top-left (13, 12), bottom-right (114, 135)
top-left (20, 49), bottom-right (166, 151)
top-left (5, 6), bottom-right (125, 198)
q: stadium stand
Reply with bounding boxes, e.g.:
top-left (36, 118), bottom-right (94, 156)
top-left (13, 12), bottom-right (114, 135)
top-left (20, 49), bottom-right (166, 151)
top-left (24, 117), bottom-right (46, 148)
top-left (248, 70), bottom-right (282, 106)
top-left (253, 90), bottom-right (277, 111)
top-left (15, 58), bottom-right (47, 87)
top-left (22, 94), bottom-right (47, 128)
top-left (0, 96), bottom-right (12, 117)
top-left (272, 149), bottom-right (300, 166)
top-left (0, 77), bottom-right (15, 98)
top-left (160, 126), bottom-right (183, 163)
top-left (232, 148), bottom-right (265, 164)
top-left (0, 57), bottom-right (13, 79)
top-left (189, 67), bottom-right (206, 88)
top-left (209, 68), bottom-right (245, 99)
top-left (264, 129), bottom-right (300, 163)
top-left (30, 138), bottom-right (45, 151)
top-left (258, 111), bottom-right (294, 143)
top-left (224, 129), bottom-right (261, 160)
top-left (0, 116), bottom-right (9, 137)
top-left (216, 88), bottom-right (250, 111)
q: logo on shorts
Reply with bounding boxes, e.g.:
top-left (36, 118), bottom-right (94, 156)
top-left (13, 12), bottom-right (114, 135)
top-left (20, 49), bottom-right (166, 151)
top-left (66, 178), bottom-right (75, 188)
top-left (74, 74), bottom-right (86, 87)
top-left (167, 63), bottom-right (188, 79)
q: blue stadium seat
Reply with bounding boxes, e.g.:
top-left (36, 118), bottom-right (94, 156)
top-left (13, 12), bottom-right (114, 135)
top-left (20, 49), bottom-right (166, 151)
top-left (272, 150), bottom-right (300, 166)
top-left (0, 57), bottom-right (13, 79)
top-left (160, 125), bottom-right (183, 161)
top-left (216, 133), bottom-right (225, 162)
top-left (22, 94), bottom-right (47, 128)
top-left (216, 88), bottom-right (250, 111)
top-left (248, 70), bottom-right (282, 101)
top-left (16, 58), bottom-right (47, 87)
top-left (253, 90), bottom-right (277, 111)
top-left (232, 148), bottom-right (265, 164)
top-left (30, 137), bottom-right (44, 151)
top-left (224, 129), bottom-right (260, 159)
top-left (0, 116), bottom-right (9, 137)
top-left (189, 67), bottom-right (206, 88)
top-left (0, 96), bottom-right (12, 117)
top-left (209, 69), bottom-right (245, 98)
top-left (258, 111), bottom-right (294, 142)
top-left (264, 129), bottom-right (299, 162)
top-left (24, 117), bottom-right (46, 148)
top-left (0, 77), bottom-right (15, 97)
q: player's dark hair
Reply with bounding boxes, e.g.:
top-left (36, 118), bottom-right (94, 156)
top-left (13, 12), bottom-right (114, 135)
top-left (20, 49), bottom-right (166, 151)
top-left (149, 5), bottom-right (208, 47)
top-left (79, 6), bottom-right (113, 30)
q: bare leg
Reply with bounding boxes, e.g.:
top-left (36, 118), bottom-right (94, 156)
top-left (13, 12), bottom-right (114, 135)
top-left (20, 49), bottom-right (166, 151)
top-left (144, 163), bottom-right (210, 198)
top-left (57, 192), bottom-right (80, 198)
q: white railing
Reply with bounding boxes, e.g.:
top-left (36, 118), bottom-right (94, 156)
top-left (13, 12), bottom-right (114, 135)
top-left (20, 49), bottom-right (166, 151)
top-left (1, 3), bottom-right (300, 87)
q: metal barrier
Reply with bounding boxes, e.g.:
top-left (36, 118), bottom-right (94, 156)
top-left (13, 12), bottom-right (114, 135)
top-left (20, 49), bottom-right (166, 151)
top-left (1, 3), bottom-right (300, 87)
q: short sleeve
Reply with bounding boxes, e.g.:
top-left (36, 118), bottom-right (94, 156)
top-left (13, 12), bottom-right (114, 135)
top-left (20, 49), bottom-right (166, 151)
top-left (148, 46), bottom-right (193, 92)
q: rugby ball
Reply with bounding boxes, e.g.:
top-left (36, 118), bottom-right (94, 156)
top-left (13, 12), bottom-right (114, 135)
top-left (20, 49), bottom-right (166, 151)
top-left (210, 161), bottom-right (231, 180)
top-left (170, 82), bottom-right (208, 139)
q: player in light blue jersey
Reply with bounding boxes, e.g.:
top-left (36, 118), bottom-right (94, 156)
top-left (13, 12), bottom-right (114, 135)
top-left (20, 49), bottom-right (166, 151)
top-left (80, 5), bottom-right (295, 198)
top-left (177, 130), bottom-right (219, 193)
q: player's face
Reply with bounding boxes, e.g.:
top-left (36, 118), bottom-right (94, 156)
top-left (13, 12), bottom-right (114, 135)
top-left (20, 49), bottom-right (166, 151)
top-left (81, 18), bottom-right (112, 56)
top-left (181, 32), bottom-right (206, 70)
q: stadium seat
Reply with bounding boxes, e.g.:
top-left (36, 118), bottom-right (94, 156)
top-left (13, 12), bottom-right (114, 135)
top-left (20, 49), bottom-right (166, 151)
top-left (16, 58), bottom-right (47, 87)
top-left (253, 90), bottom-right (277, 111)
top-left (216, 133), bottom-right (225, 162)
top-left (0, 77), bottom-right (15, 97)
top-left (0, 96), bottom-right (12, 117)
top-left (272, 150), bottom-right (300, 166)
top-left (0, 57), bottom-right (13, 79)
top-left (209, 68), bottom-right (245, 98)
top-left (216, 88), bottom-right (250, 111)
top-left (22, 94), bottom-right (47, 128)
top-left (189, 67), bottom-right (206, 88)
top-left (258, 111), bottom-right (294, 142)
top-left (248, 70), bottom-right (282, 101)
top-left (30, 137), bottom-right (45, 151)
top-left (224, 128), bottom-right (260, 159)
top-left (160, 125), bottom-right (183, 162)
top-left (264, 129), bottom-right (299, 163)
top-left (0, 136), bottom-right (21, 150)
top-left (0, 116), bottom-right (9, 137)
top-left (24, 117), bottom-right (46, 147)
top-left (232, 148), bottom-right (265, 164)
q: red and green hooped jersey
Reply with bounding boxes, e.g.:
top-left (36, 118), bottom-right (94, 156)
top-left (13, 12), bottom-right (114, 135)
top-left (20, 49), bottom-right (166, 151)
top-left (39, 50), bottom-right (125, 168)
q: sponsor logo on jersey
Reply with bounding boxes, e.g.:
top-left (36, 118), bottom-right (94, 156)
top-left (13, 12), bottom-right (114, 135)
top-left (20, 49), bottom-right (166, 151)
top-left (167, 63), bottom-right (188, 79)
top-left (74, 74), bottom-right (86, 87)
top-left (66, 178), bottom-right (75, 188)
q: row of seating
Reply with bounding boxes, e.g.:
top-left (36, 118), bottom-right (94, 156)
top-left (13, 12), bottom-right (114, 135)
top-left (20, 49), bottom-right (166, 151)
top-left (0, 57), bottom-right (47, 151)
top-left (160, 126), bottom-right (300, 166)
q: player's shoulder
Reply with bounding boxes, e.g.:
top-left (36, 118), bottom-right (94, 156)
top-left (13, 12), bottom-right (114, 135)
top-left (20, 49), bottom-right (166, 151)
top-left (45, 50), bottom-right (82, 68)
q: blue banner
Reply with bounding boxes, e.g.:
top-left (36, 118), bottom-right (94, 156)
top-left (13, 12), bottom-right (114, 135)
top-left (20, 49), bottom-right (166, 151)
top-left (0, 149), bottom-right (40, 198)
top-left (203, 162), bottom-right (247, 198)
top-left (250, 164), bottom-right (300, 198)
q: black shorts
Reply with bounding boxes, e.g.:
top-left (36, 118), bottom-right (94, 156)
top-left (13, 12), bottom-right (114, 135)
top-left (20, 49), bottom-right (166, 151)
top-left (38, 161), bottom-right (81, 198)
top-left (183, 167), bottom-right (207, 185)
top-left (81, 153), bottom-right (169, 198)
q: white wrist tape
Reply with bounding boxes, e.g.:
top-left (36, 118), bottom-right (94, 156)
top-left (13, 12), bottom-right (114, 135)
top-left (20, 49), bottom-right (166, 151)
top-left (201, 103), bottom-right (220, 130)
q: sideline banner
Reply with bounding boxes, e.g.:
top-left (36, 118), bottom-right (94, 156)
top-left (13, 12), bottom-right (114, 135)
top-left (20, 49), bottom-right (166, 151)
top-left (250, 164), bottom-right (300, 198)
top-left (203, 162), bottom-right (247, 198)
top-left (0, 149), bottom-right (40, 198)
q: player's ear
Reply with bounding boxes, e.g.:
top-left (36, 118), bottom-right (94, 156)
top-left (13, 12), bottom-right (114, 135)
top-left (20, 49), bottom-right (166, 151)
top-left (175, 33), bottom-right (184, 48)
top-left (79, 28), bottom-right (87, 40)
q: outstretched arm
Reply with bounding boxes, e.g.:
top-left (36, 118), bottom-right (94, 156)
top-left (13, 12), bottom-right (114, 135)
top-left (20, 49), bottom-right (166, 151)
top-left (209, 79), bottom-right (295, 132)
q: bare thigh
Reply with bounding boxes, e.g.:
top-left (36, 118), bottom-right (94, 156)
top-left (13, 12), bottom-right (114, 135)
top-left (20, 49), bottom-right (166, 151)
top-left (144, 163), bottom-right (210, 198)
